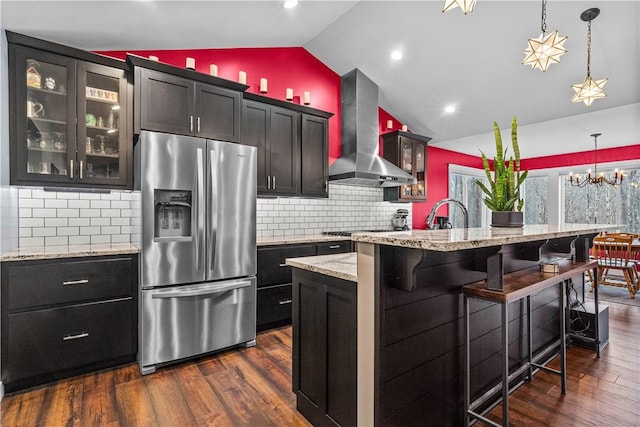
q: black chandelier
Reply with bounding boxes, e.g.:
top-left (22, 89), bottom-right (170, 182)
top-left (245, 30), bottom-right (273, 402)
top-left (568, 133), bottom-right (624, 187)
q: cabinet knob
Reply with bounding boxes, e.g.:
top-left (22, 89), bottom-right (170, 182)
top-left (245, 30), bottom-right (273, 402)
top-left (328, 245), bottom-right (340, 249)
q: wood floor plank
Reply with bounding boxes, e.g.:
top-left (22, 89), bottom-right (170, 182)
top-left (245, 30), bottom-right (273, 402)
top-left (173, 363), bottom-right (235, 425)
top-left (144, 369), bottom-right (196, 426)
top-left (1, 301), bottom-right (638, 427)
top-left (114, 378), bottom-right (158, 427)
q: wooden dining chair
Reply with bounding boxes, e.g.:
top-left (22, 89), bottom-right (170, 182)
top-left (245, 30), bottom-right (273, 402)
top-left (590, 234), bottom-right (637, 298)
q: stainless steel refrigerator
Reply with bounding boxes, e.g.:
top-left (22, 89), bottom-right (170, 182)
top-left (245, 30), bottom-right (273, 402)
top-left (135, 130), bottom-right (257, 375)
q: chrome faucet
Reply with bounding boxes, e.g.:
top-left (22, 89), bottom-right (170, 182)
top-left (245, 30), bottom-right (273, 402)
top-left (426, 198), bottom-right (469, 229)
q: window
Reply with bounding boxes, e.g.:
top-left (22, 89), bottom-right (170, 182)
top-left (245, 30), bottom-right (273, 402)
top-left (449, 165), bottom-right (486, 228)
top-left (562, 165), bottom-right (639, 233)
top-left (523, 176), bottom-right (548, 224)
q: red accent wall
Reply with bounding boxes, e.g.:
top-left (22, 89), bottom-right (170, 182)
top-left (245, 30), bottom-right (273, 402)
top-left (97, 47), bottom-right (343, 161)
top-left (521, 145), bottom-right (640, 170)
top-left (98, 47), bottom-right (637, 230)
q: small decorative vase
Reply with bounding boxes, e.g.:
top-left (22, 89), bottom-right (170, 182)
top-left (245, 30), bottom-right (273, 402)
top-left (491, 211), bottom-right (524, 228)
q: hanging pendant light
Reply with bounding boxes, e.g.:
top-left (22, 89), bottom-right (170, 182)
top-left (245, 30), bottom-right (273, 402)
top-left (571, 8), bottom-right (608, 107)
top-left (522, 0), bottom-right (567, 72)
top-left (442, 0), bottom-right (477, 15)
top-left (568, 133), bottom-right (624, 187)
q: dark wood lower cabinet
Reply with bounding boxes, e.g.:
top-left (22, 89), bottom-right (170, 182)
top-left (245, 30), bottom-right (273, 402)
top-left (1, 254), bottom-right (137, 392)
top-left (292, 268), bottom-right (357, 427)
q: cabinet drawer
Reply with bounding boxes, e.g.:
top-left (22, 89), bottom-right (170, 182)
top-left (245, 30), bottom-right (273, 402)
top-left (257, 244), bottom-right (315, 287)
top-left (6, 257), bottom-right (134, 311)
top-left (257, 284), bottom-right (292, 330)
top-left (316, 240), bottom-right (352, 255)
top-left (5, 298), bottom-right (134, 384)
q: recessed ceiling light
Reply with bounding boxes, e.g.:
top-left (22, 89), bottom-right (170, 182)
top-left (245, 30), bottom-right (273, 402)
top-left (444, 105), bottom-right (456, 113)
top-left (390, 50), bottom-right (403, 60)
top-left (283, 0), bottom-right (298, 9)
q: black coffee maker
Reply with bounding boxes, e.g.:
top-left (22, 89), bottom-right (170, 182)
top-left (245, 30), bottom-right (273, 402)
top-left (392, 209), bottom-right (410, 231)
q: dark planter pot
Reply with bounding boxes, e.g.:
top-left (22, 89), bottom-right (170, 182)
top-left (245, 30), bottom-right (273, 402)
top-left (491, 211), bottom-right (524, 228)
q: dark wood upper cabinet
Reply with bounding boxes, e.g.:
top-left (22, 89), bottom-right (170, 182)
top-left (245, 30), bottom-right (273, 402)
top-left (242, 99), bottom-right (299, 196)
top-left (130, 56), bottom-right (245, 142)
top-left (242, 93), bottom-right (333, 198)
top-left (301, 113), bottom-right (329, 198)
top-left (8, 32), bottom-right (132, 189)
top-left (382, 130), bottom-right (432, 202)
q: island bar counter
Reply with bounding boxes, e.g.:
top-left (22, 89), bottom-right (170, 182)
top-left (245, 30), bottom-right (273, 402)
top-left (351, 224), bottom-right (617, 426)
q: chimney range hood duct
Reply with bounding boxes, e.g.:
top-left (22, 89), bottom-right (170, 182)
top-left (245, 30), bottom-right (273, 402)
top-left (328, 69), bottom-right (416, 188)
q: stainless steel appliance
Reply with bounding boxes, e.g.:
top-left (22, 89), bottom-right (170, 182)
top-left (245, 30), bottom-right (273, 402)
top-left (392, 209), bottom-right (409, 231)
top-left (135, 131), bottom-right (257, 375)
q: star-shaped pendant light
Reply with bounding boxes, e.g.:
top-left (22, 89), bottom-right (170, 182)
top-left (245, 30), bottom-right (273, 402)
top-left (442, 0), bottom-right (477, 15)
top-left (523, 1), bottom-right (567, 72)
top-left (523, 30), bottom-right (568, 71)
top-left (571, 8), bottom-right (607, 107)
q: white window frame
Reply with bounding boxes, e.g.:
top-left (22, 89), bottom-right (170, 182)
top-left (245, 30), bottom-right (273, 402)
top-left (448, 164), bottom-right (488, 227)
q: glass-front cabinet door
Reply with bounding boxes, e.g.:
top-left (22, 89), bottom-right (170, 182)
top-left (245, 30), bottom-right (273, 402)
top-left (11, 44), bottom-right (129, 188)
top-left (400, 140), bottom-right (413, 198)
top-left (15, 47), bottom-right (76, 184)
top-left (77, 62), bottom-right (127, 186)
top-left (414, 142), bottom-right (426, 198)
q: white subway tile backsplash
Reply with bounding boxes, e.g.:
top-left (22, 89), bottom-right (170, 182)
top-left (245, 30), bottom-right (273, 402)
top-left (69, 235), bottom-right (91, 245)
top-left (101, 209), bottom-right (121, 218)
top-left (68, 218), bottom-right (90, 227)
top-left (17, 185), bottom-right (411, 246)
top-left (68, 199), bottom-right (90, 209)
top-left (56, 208), bottom-right (80, 218)
top-left (32, 227), bottom-right (56, 237)
top-left (90, 218), bottom-right (111, 226)
top-left (90, 200), bottom-right (111, 209)
top-left (32, 208), bottom-right (57, 218)
top-left (45, 236), bottom-right (68, 246)
top-left (57, 227), bottom-right (80, 236)
top-left (79, 193), bottom-right (102, 200)
top-left (91, 235), bottom-right (110, 244)
top-left (21, 237), bottom-right (45, 247)
top-left (101, 226), bottom-right (121, 235)
top-left (45, 217), bottom-right (68, 227)
top-left (56, 192), bottom-right (79, 200)
top-left (45, 199), bottom-right (68, 209)
top-left (80, 209), bottom-right (101, 218)
top-left (20, 198), bottom-right (44, 208)
top-left (80, 226), bottom-right (101, 235)
top-left (111, 234), bottom-right (130, 243)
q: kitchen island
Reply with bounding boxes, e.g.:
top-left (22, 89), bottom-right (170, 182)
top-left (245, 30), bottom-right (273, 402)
top-left (289, 224), bottom-right (616, 426)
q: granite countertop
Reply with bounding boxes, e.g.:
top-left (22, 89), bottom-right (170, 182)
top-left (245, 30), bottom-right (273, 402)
top-left (286, 252), bottom-right (357, 282)
top-left (257, 234), bottom-right (354, 246)
top-left (351, 224), bottom-right (619, 251)
top-left (0, 243), bottom-right (139, 262)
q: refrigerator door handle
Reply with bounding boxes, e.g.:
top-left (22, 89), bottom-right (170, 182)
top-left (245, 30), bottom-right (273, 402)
top-left (151, 279), bottom-right (252, 299)
top-left (195, 148), bottom-right (205, 272)
top-left (208, 148), bottom-right (218, 272)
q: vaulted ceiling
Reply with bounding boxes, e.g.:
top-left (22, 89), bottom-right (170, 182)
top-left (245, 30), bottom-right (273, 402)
top-left (2, 1), bottom-right (639, 159)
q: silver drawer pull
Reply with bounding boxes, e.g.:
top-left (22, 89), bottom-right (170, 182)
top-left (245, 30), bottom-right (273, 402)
top-left (279, 263), bottom-right (288, 267)
top-left (62, 279), bottom-right (89, 286)
top-left (278, 299), bottom-right (292, 305)
top-left (328, 245), bottom-right (341, 249)
top-left (63, 332), bottom-right (89, 341)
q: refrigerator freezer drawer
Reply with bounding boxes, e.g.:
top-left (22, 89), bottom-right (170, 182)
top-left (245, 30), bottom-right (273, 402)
top-left (139, 277), bottom-right (256, 373)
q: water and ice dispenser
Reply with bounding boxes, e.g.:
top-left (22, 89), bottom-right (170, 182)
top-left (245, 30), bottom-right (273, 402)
top-left (153, 190), bottom-right (192, 239)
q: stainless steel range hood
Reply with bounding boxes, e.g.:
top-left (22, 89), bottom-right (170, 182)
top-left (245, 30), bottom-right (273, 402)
top-left (329, 69), bottom-right (415, 188)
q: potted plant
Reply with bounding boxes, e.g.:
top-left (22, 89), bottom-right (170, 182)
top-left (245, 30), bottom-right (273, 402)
top-left (475, 116), bottom-right (528, 227)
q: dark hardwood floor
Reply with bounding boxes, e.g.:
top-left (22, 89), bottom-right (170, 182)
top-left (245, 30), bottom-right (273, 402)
top-left (2, 301), bottom-right (639, 426)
